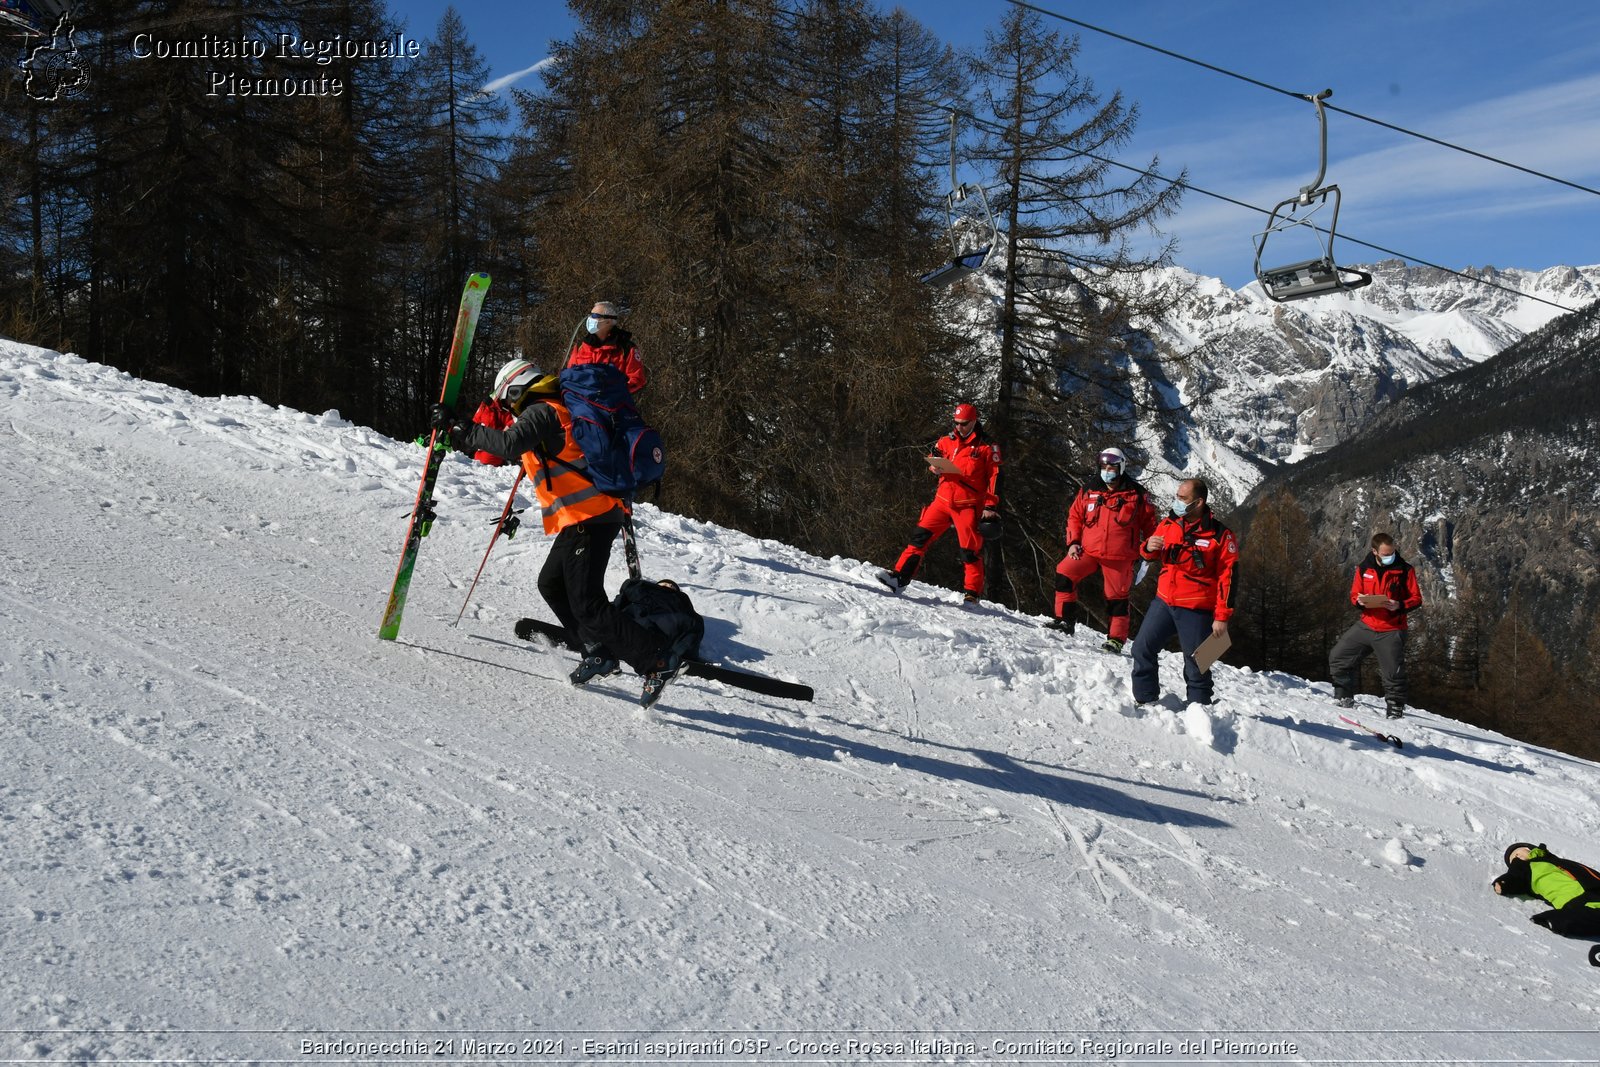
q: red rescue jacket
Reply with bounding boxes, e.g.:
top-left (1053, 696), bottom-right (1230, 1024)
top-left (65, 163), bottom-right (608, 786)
top-left (1066, 477), bottom-right (1157, 561)
top-left (568, 327), bottom-right (646, 394)
top-left (931, 427), bottom-right (999, 511)
top-left (1139, 506), bottom-right (1240, 620)
top-left (1350, 552), bottom-right (1423, 632)
top-left (469, 399), bottom-right (515, 466)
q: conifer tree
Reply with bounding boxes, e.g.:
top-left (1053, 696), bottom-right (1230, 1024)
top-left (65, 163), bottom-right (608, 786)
top-left (967, 7), bottom-right (1187, 610)
top-left (511, 0), bottom-right (969, 558)
top-left (399, 7), bottom-right (509, 422)
top-left (1479, 592), bottom-right (1560, 740)
top-left (1233, 489), bottom-right (1344, 676)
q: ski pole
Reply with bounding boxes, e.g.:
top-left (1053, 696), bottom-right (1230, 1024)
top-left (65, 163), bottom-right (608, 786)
top-left (1338, 714), bottom-right (1402, 749)
top-left (455, 470), bottom-right (525, 626)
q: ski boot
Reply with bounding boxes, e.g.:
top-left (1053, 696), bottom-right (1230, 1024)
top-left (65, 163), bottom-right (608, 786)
top-left (569, 645), bottom-right (620, 686)
top-left (1101, 637), bottom-right (1124, 655)
top-left (1385, 699), bottom-right (1405, 720)
top-left (874, 569), bottom-right (902, 594)
top-left (1334, 695), bottom-right (1355, 710)
top-left (640, 654), bottom-right (687, 709)
top-left (962, 592), bottom-right (979, 606)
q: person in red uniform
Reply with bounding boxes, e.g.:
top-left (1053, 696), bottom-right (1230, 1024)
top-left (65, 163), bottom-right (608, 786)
top-left (566, 301), bottom-right (646, 394)
top-left (1130, 477), bottom-right (1239, 706)
top-left (877, 401), bottom-right (1000, 604)
top-left (1046, 446), bottom-right (1158, 653)
top-left (464, 361), bottom-right (527, 465)
top-left (1329, 532), bottom-right (1424, 719)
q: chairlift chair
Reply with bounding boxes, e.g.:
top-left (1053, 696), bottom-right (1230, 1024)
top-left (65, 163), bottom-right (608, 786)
top-left (920, 111), bottom-right (998, 287)
top-left (1252, 89), bottom-right (1372, 303)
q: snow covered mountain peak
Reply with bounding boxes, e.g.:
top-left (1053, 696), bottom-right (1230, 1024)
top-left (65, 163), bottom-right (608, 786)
top-left (1132, 260), bottom-right (1600, 503)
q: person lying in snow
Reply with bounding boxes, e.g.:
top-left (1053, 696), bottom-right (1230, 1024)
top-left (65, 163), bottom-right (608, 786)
top-left (1492, 842), bottom-right (1600, 937)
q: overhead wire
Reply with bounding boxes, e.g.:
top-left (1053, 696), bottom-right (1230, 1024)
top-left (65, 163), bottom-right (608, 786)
top-left (1005, 0), bottom-right (1600, 200)
top-left (952, 107), bottom-right (1582, 314)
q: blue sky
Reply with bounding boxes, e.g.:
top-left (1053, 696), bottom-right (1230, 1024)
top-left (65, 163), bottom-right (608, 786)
top-left (387, 0), bottom-right (1600, 290)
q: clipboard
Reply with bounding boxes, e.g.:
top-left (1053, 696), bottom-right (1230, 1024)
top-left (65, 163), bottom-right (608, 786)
top-left (1192, 630), bottom-right (1232, 674)
top-left (926, 456), bottom-right (960, 474)
top-left (1356, 594), bottom-right (1391, 609)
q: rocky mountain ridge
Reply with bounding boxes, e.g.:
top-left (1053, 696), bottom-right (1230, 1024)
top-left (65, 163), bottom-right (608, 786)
top-left (1250, 292), bottom-right (1600, 660)
top-left (1126, 259), bottom-right (1600, 505)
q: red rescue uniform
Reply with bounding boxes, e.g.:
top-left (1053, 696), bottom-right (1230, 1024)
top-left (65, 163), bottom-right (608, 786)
top-left (1139, 509), bottom-right (1240, 622)
top-left (469, 399), bottom-right (515, 466)
top-left (1349, 555), bottom-right (1423, 632)
top-left (892, 427), bottom-right (999, 597)
top-left (568, 327), bottom-right (646, 394)
top-left (1054, 479), bottom-right (1158, 640)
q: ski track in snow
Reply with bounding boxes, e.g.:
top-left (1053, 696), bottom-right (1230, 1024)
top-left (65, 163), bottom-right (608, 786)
top-left (3, 341), bottom-right (1599, 1062)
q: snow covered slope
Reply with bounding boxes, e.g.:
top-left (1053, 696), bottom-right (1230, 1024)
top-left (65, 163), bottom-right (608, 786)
top-left (3, 341), bottom-right (1598, 1062)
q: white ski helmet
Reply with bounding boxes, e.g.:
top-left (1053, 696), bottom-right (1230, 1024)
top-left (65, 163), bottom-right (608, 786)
top-left (493, 359), bottom-right (557, 407)
top-left (1097, 446), bottom-right (1128, 473)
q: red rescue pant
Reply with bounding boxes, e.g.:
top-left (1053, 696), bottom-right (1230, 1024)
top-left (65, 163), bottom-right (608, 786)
top-left (895, 498), bottom-right (984, 596)
top-left (1054, 553), bottom-right (1137, 640)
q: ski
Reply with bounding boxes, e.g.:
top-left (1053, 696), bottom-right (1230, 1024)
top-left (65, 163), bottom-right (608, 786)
top-left (513, 617), bottom-right (814, 702)
top-left (378, 272), bottom-right (492, 640)
top-left (620, 509), bottom-right (642, 580)
top-left (1339, 714), bottom-right (1403, 749)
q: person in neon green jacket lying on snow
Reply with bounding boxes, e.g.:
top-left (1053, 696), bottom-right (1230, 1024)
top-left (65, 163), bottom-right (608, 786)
top-left (1492, 842), bottom-right (1600, 938)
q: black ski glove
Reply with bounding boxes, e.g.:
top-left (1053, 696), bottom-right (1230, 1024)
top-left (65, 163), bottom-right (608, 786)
top-left (430, 402), bottom-right (460, 433)
top-left (1530, 909), bottom-right (1560, 931)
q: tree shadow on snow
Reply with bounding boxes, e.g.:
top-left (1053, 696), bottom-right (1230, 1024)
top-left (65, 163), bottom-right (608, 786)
top-left (661, 705), bottom-right (1232, 828)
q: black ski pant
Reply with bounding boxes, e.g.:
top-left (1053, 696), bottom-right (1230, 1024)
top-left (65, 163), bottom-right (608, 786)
top-left (539, 519), bottom-right (663, 673)
top-left (1329, 622), bottom-right (1408, 705)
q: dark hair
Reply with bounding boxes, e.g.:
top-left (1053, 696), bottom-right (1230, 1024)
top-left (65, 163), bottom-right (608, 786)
top-left (1371, 532), bottom-right (1396, 552)
top-left (1185, 477), bottom-right (1209, 503)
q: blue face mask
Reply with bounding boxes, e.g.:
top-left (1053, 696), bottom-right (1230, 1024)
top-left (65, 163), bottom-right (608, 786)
top-left (1100, 468), bottom-right (1119, 484)
top-left (1172, 496), bottom-right (1190, 516)
top-left (586, 316), bottom-right (603, 334)
top-left (1379, 553), bottom-right (1396, 566)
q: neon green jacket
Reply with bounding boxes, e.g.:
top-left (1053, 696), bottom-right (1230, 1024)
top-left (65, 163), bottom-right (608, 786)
top-left (1499, 846), bottom-right (1600, 910)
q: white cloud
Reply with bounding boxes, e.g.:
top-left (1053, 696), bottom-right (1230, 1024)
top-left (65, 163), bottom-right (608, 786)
top-left (481, 55), bottom-right (556, 95)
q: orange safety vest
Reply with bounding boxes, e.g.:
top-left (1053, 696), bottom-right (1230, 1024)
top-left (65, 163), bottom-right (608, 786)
top-left (519, 401), bottom-right (621, 533)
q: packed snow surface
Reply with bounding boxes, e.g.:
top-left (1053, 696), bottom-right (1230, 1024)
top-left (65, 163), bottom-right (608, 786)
top-left (3, 340), bottom-right (1598, 1063)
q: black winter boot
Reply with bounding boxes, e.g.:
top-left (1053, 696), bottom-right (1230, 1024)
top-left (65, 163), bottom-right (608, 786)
top-left (1044, 603), bottom-right (1077, 635)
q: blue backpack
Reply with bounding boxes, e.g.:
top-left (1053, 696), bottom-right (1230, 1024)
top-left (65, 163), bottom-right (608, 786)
top-left (557, 364), bottom-right (665, 496)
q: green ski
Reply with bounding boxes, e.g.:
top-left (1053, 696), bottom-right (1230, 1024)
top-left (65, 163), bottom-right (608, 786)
top-left (378, 272), bottom-right (491, 640)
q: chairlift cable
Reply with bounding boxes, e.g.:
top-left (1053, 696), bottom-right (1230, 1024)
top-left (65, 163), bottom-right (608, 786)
top-left (954, 108), bottom-right (1581, 314)
top-left (1005, 0), bottom-right (1600, 200)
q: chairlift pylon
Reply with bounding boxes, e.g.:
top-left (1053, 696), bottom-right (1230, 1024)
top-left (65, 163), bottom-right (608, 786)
top-left (920, 111), bottom-right (998, 287)
top-left (1252, 89), bottom-right (1373, 302)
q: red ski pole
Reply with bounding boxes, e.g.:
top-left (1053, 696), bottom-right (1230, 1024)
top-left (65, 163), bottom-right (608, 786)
top-left (455, 470), bottom-right (524, 625)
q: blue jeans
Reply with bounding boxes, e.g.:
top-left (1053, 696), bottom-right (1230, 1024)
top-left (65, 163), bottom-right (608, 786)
top-left (1131, 597), bottom-right (1217, 705)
